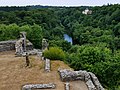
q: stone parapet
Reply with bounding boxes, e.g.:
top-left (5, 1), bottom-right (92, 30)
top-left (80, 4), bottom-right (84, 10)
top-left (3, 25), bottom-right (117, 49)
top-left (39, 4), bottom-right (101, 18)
top-left (58, 69), bottom-right (104, 90)
top-left (0, 40), bottom-right (16, 52)
top-left (0, 40), bottom-right (33, 52)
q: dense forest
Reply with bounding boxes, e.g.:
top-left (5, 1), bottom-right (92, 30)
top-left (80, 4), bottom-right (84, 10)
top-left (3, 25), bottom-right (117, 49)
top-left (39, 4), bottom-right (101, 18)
top-left (0, 4), bottom-right (120, 89)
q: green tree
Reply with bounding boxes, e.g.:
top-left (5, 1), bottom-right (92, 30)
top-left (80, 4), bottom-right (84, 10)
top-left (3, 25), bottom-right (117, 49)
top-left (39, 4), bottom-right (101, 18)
top-left (49, 40), bottom-right (72, 51)
top-left (28, 24), bottom-right (43, 48)
top-left (113, 22), bottom-right (120, 37)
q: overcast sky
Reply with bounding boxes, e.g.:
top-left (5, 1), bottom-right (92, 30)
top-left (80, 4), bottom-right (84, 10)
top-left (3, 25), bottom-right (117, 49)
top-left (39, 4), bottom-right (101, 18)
top-left (0, 0), bottom-right (120, 6)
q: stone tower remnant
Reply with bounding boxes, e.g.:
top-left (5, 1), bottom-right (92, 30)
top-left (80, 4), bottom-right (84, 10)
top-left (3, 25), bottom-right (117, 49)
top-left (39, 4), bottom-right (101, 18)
top-left (15, 32), bottom-right (26, 56)
top-left (42, 38), bottom-right (49, 52)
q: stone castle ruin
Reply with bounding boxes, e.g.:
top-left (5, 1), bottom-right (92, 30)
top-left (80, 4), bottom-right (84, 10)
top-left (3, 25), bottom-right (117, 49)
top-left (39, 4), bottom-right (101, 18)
top-left (0, 32), bottom-right (104, 90)
top-left (15, 32), bottom-right (33, 56)
top-left (0, 33), bottom-right (33, 52)
top-left (58, 69), bottom-right (104, 90)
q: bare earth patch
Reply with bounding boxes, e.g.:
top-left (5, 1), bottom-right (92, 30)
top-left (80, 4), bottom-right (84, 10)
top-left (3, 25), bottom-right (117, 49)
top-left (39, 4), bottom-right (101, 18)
top-left (0, 51), bottom-right (88, 90)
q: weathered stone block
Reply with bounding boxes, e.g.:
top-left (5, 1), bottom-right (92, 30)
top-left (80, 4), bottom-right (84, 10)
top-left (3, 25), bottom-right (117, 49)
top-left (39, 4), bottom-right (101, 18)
top-left (45, 58), bottom-right (50, 72)
top-left (22, 83), bottom-right (56, 90)
top-left (58, 69), bottom-right (85, 81)
top-left (65, 82), bottom-right (70, 90)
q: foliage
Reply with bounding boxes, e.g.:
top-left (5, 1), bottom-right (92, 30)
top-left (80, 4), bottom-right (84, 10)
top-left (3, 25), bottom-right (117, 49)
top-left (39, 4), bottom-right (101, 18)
top-left (0, 24), bottom-right (43, 48)
top-left (28, 24), bottom-right (43, 48)
top-left (49, 40), bottom-right (72, 51)
top-left (43, 47), bottom-right (65, 60)
top-left (65, 45), bottom-right (120, 89)
top-left (68, 45), bottom-right (80, 53)
top-left (1, 4), bottom-right (120, 89)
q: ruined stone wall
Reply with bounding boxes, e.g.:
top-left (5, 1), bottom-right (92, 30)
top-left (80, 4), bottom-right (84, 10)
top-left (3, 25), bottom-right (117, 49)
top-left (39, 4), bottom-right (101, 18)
top-left (58, 69), bottom-right (104, 90)
top-left (0, 40), bottom-right (33, 52)
top-left (0, 40), bottom-right (16, 52)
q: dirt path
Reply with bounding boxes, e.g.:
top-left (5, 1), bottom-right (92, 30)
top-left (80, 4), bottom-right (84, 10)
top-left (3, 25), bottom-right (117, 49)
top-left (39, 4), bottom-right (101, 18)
top-left (70, 81), bottom-right (88, 90)
top-left (0, 51), bottom-right (88, 90)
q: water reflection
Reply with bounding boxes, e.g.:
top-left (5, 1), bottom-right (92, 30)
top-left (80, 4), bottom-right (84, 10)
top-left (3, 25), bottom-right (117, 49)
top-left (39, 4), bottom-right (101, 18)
top-left (64, 34), bottom-right (73, 44)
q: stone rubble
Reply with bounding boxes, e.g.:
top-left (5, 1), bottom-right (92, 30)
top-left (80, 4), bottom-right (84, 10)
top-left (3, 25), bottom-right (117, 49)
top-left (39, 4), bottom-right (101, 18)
top-left (58, 69), bottom-right (104, 90)
top-left (37, 51), bottom-right (42, 57)
top-left (27, 49), bottom-right (41, 55)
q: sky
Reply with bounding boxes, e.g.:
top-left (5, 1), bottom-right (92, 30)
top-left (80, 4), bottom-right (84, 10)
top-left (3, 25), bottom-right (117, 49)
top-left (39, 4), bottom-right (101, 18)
top-left (0, 0), bottom-right (120, 6)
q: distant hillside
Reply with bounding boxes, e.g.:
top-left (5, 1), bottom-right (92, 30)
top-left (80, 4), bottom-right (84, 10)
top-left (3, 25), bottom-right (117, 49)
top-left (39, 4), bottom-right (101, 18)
top-left (0, 5), bottom-right (59, 11)
top-left (0, 5), bottom-right (90, 11)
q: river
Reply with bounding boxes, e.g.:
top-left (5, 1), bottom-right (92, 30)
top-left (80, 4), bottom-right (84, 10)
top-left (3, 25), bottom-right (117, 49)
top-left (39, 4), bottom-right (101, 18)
top-left (64, 34), bottom-right (73, 44)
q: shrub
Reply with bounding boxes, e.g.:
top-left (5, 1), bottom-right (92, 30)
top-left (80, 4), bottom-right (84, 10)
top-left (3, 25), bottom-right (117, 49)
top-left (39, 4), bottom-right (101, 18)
top-left (43, 47), bottom-right (65, 60)
top-left (68, 45), bottom-right (80, 53)
top-left (65, 45), bottom-right (120, 89)
top-left (0, 24), bottom-right (43, 49)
